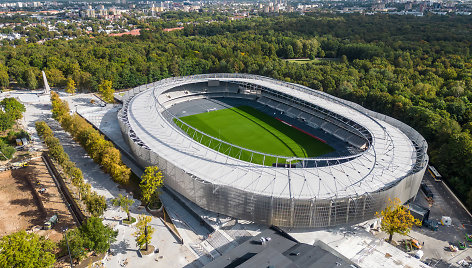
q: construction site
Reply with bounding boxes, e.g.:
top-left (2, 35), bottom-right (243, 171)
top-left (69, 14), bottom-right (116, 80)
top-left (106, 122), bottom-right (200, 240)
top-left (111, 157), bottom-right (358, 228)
top-left (0, 75), bottom-right (471, 267)
top-left (0, 151), bottom-right (75, 242)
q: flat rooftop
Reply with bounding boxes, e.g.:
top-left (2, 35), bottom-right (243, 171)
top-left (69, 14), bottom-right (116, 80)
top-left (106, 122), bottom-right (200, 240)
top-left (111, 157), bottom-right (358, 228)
top-left (204, 227), bottom-right (356, 268)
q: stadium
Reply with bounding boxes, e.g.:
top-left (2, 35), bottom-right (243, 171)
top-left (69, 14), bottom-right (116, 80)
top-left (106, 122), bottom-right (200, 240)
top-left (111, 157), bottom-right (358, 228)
top-left (118, 73), bottom-right (429, 228)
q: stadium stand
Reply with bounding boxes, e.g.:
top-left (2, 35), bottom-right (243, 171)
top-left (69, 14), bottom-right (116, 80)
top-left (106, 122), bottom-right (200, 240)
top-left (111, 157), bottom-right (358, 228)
top-left (119, 73), bottom-right (428, 228)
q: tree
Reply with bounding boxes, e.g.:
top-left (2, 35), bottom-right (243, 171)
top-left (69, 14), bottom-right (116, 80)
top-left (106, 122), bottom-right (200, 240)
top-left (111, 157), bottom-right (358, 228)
top-left (98, 80), bottom-right (114, 103)
top-left (65, 77), bottom-right (76, 95)
top-left (84, 192), bottom-right (107, 217)
top-left (44, 135), bottom-right (68, 164)
top-left (293, 40), bottom-right (303, 58)
top-left (376, 198), bottom-right (420, 243)
top-left (134, 215), bottom-right (154, 251)
top-left (0, 140), bottom-right (16, 160)
top-left (60, 228), bottom-right (87, 262)
top-left (79, 217), bottom-right (117, 254)
top-left (0, 64), bottom-right (9, 89)
top-left (69, 166), bottom-right (84, 186)
top-left (1, 97), bottom-right (26, 120)
top-left (51, 91), bottom-right (70, 121)
top-left (60, 217), bottom-right (117, 262)
top-left (285, 45), bottom-right (295, 59)
top-left (112, 194), bottom-right (134, 221)
top-left (109, 163), bottom-right (131, 185)
top-left (140, 166), bottom-right (164, 206)
top-left (35, 121), bottom-right (53, 137)
top-left (0, 111), bottom-right (15, 131)
top-left (0, 230), bottom-right (56, 267)
top-left (25, 68), bottom-right (38, 90)
top-left (45, 68), bottom-right (65, 87)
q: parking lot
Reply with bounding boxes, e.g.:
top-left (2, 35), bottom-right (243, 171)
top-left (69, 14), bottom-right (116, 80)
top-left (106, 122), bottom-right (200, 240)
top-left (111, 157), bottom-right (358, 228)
top-left (409, 171), bottom-right (472, 267)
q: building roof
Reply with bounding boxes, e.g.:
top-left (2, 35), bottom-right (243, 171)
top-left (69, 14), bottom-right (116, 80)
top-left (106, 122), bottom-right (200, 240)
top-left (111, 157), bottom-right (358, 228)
top-left (125, 74), bottom-right (422, 200)
top-left (109, 28), bottom-right (140, 36)
top-left (204, 228), bottom-right (356, 268)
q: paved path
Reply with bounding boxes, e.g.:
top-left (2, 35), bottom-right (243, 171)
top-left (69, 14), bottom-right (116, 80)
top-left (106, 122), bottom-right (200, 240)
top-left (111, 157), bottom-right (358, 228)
top-left (76, 95), bottom-right (268, 266)
top-left (77, 99), bottom-right (217, 265)
top-left (5, 90), bottom-right (196, 267)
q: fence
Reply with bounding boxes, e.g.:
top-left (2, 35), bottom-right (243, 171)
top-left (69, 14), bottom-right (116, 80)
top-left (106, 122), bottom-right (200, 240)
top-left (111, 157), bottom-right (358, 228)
top-left (43, 152), bottom-right (86, 225)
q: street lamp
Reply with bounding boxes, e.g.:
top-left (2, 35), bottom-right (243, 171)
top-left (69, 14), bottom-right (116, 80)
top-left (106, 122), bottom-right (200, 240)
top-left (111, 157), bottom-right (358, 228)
top-left (63, 228), bottom-right (73, 268)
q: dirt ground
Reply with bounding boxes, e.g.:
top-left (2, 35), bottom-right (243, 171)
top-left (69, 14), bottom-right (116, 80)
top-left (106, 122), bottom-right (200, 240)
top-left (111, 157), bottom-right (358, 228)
top-left (0, 157), bottom-right (75, 242)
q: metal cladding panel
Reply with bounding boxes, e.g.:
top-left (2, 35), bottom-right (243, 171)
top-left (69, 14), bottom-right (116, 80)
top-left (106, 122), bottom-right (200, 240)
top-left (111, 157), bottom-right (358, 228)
top-left (252, 194), bottom-right (272, 225)
top-left (157, 155), bottom-right (166, 173)
top-left (212, 185), bottom-right (238, 216)
top-left (128, 140), bottom-right (145, 167)
top-left (194, 179), bottom-right (214, 210)
top-left (347, 197), bottom-right (364, 223)
top-left (150, 151), bottom-right (159, 166)
top-left (293, 199), bottom-right (312, 227)
top-left (129, 138), bottom-right (139, 153)
top-left (117, 73), bottom-right (429, 228)
top-left (271, 197), bottom-right (292, 227)
top-left (331, 198), bottom-right (349, 225)
top-left (312, 200), bottom-right (332, 227)
top-left (139, 147), bottom-right (152, 167)
top-left (120, 130), bottom-right (426, 229)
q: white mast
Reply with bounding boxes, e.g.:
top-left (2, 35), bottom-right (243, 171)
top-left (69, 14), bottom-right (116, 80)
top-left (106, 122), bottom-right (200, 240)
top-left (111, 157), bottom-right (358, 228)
top-left (42, 71), bottom-right (50, 95)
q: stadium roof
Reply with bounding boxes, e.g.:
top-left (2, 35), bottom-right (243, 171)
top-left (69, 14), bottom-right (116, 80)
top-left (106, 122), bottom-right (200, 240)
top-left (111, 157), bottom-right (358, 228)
top-left (126, 76), bottom-right (418, 200)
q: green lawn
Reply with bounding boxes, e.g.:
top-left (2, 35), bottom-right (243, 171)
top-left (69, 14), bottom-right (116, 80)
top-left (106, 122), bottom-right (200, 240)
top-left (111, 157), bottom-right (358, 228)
top-left (284, 58), bottom-right (340, 64)
top-left (173, 106), bottom-right (334, 166)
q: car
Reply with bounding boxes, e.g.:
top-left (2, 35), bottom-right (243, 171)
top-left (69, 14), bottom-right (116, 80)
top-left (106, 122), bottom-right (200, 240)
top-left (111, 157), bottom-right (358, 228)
top-left (411, 239), bottom-right (423, 249)
top-left (420, 183), bottom-right (434, 199)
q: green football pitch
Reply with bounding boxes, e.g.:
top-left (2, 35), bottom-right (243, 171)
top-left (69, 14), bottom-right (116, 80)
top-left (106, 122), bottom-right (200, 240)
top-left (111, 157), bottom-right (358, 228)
top-left (173, 105), bottom-right (334, 166)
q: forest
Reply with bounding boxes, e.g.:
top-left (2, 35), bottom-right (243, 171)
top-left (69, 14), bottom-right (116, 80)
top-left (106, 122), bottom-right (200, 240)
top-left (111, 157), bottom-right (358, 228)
top-left (1, 13), bottom-right (472, 209)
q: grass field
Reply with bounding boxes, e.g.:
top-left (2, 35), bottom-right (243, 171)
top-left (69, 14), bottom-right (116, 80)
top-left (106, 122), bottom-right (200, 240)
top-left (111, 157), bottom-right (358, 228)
top-left (284, 58), bottom-right (340, 64)
top-left (173, 106), bottom-right (334, 165)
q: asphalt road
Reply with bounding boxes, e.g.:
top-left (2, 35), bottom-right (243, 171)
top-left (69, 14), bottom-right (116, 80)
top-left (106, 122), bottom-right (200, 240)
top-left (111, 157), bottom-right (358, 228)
top-left (415, 171), bottom-right (472, 237)
top-left (412, 170), bottom-right (472, 267)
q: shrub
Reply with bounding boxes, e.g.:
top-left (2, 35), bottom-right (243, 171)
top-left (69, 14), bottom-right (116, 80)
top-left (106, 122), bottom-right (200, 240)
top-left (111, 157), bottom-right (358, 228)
top-left (0, 111), bottom-right (15, 132)
top-left (6, 130), bottom-right (30, 144)
top-left (0, 140), bottom-right (15, 160)
top-left (84, 192), bottom-right (107, 217)
top-left (35, 121), bottom-right (52, 137)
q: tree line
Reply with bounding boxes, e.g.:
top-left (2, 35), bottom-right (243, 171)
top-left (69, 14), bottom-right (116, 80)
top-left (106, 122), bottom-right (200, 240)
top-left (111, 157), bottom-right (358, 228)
top-left (50, 91), bottom-right (131, 185)
top-left (0, 216), bottom-right (118, 266)
top-left (0, 13), bottom-right (472, 209)
top-left (35, 120), bottom-right (107, 217)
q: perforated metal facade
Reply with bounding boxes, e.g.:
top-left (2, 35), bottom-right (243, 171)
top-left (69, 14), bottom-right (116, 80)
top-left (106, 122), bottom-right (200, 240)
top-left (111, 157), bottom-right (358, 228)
top-left (118, 73), bottom-right (428, 228)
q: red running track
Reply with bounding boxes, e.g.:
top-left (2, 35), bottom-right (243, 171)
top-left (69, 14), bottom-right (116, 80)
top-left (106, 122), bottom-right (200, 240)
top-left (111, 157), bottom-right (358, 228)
top-left (275, 118), bottom-right (327, 144)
